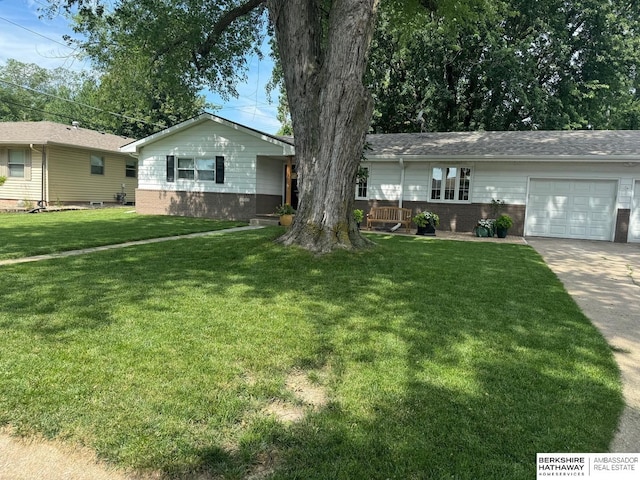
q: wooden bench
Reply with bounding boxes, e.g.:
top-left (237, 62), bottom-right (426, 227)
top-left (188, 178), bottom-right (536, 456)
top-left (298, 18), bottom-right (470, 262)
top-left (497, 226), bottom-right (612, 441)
top-left (366, 206), bottom-right (412, 233)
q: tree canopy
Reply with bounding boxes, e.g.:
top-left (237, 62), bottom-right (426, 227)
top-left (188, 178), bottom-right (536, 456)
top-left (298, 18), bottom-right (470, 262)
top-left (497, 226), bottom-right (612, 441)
top-left (368, 0), bottom-right (640, 132)
top-left (0, 58), bottom-right (207, 137)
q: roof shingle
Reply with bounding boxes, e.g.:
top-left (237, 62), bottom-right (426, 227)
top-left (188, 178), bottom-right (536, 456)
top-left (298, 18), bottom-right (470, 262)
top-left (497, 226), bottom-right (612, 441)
top-left (0, 121), bottom-right (134, 152)
top-left (366, 130), bottom-right (640, 157)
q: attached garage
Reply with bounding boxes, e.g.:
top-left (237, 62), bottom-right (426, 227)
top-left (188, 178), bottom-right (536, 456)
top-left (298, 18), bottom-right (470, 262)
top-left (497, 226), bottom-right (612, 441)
top-left (525, 179), bottom-right (617, 241)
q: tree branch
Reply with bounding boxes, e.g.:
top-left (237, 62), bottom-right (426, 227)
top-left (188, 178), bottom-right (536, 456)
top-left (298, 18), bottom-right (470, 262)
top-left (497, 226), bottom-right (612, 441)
top-left (197, 0), bottom-right (267, 58)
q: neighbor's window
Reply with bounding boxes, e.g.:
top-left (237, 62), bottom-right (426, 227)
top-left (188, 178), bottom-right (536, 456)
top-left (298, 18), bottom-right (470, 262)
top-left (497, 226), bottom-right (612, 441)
top-left (356, 166), bottom-right (369, 199)
top-left (91, 154), bottom-right (105, 175)
top-left (8, 149), bottom-right (26, 177)
top-left (177, 157), bottom-right (195, 179)
top-left (431, 167), bottom-right (471, 202)
top-left (126, 160), bottom-right (137, 178)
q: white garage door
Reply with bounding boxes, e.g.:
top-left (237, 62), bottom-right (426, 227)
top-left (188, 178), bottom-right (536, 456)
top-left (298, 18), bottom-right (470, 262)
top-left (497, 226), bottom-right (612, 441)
top-left (630, 180), bottom-right (640, 243)
top-left (526, 179), bottom-right (617, 241)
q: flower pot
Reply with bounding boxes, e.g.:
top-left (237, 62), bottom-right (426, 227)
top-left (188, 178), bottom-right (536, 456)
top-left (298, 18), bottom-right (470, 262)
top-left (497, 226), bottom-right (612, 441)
top-left (475, 226), bottom-right (490, 237)
top-left (496, 227), bottom-right (508, 238)
top-left (416, 224), bottom-right (436, 236)
top-left (279, 214), bottom-right (294, 226)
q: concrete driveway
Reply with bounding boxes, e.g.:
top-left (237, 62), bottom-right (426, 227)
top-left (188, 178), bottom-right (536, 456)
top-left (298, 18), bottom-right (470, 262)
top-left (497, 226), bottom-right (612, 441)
top-left (527, 237), bottom-right (640, 452)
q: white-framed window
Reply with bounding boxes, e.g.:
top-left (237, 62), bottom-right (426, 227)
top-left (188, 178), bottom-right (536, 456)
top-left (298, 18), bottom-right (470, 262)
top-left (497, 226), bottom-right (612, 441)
top-left (176, 157), bottom-right (219, 181)
top-left (91, 154), bottom-right (105, 175)
top-left (356, 166), bottom-right (369, 199)
top-left (430, 166), bottom-right (472, 202)
top-left (176, 155), bottom-right (224, 183)
top-left (177, 157), bottom-right (195, 179)
top-left (8, 149), bottom-right (26, 177)
top-left (196, 159), bottom-right (215, 181)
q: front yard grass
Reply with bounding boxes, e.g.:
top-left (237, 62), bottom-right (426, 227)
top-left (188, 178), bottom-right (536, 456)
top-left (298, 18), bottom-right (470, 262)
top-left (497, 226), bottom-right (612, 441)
top-left (0, 226), bottom-right (623, 479)
top-left (0, 207), bottom-right (245, 259)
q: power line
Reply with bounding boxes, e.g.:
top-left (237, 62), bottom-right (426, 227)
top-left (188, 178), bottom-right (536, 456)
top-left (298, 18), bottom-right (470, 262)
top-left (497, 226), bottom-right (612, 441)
top-left (0, 98), bottom-right (105, 130)
top-left (0, 78), bottom-right (165, 127)
top-left (0, 15), bottom-right (74, 51)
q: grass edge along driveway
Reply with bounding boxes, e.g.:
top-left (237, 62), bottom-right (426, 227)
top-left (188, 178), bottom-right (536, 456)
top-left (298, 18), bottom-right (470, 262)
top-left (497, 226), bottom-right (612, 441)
top-left (0, 224), bottom-right (623, 479)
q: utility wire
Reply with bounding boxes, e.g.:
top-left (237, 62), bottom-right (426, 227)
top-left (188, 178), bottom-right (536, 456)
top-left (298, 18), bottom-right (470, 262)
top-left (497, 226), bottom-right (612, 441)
top-left (0, 79), bottom-right (165, 127)
top-left (1, 98), bottom-right (105, 130)
top-left (0, 15), bottom-right (74, 51)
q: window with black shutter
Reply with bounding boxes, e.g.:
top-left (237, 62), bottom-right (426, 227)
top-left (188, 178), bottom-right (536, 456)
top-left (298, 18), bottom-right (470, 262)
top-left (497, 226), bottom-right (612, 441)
top-left (215, 156), bottom-right (224, 184)
top-left (166, 155), bottom-right (175, 182)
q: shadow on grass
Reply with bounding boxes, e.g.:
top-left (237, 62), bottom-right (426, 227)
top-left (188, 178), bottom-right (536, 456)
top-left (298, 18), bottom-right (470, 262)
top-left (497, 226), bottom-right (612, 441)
top-left (0, 229), bottom-right (624, 479)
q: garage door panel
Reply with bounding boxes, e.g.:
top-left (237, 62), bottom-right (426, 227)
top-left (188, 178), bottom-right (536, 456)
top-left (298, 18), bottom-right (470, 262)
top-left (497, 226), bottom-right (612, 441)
top-left (591, 212), bottom-right (610, 222)
top-left (526, 179), bottom-right (616, 241)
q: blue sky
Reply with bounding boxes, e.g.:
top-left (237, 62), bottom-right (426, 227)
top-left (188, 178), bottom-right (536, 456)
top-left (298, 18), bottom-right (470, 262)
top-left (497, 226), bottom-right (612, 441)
top-left (0, 0), bottom-right (281, 133)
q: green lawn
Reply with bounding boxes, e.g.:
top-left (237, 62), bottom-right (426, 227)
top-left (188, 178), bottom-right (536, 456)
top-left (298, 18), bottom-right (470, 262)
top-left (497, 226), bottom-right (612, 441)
top-left (0, 207), bottom-right (245, 259)
top-left (0, 219), bottom-right (623, 479)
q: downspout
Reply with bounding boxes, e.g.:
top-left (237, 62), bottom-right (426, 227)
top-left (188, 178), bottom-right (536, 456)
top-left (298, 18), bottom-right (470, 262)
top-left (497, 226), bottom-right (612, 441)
top-left (390, 157), bottom-right (406, 232)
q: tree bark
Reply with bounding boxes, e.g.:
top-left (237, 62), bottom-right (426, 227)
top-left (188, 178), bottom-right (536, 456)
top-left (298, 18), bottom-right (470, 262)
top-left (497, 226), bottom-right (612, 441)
top-left (268, 0), bottom-right (380, 253)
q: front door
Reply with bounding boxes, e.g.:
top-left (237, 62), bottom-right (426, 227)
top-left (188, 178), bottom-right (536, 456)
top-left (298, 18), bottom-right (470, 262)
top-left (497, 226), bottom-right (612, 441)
top-left (284, 163), bottom-right (299, 209)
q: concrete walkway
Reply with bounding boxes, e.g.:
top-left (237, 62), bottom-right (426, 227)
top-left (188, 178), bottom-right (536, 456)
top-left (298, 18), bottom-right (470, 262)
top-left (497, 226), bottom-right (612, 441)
top-left (527, 238), bottom-right (640, 452)
top-left (0, 225), bottom-right (264, 266)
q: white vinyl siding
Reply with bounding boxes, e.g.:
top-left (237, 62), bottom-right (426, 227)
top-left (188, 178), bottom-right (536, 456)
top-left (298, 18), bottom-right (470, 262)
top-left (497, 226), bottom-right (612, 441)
top-left (137, 121), bottom-right (288, 195)
top-left (368, 162), bottom-right (401, 201)
top-left (256, 156), bottom-right (285, 196)
top-left (526, 179), bottom-right (617, 241)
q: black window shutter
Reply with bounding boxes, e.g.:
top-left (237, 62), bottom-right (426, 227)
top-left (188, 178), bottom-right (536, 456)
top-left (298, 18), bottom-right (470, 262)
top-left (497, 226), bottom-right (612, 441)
top-left (215, 156), bottom-right (224, 184)
top-left (166, 155), bottom-right (175, 182)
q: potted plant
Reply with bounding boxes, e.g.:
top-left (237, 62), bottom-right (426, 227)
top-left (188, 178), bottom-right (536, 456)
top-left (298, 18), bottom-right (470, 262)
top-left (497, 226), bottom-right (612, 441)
top-left (275, 204), bottom-right (296, 226)
top-left (413, 211), bottom-right (439, 236)
top-left (474, 218), bottom-right (494, 237)
top-left (353, 209), bottom-right (364, 229)
top-left (494, 214), bottom-right (513, 238)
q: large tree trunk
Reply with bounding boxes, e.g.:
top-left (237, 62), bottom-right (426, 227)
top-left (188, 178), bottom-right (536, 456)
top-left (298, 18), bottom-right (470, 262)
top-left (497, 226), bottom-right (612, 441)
top-left (268, 0), bottom-right (380, 253)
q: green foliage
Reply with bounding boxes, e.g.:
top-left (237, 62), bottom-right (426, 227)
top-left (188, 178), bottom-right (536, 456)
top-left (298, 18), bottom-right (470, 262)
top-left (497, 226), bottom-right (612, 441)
top-left (275, 204), bottom-right (295, 215)
top-left (490, 199), bottom-right (506, 218)
top-left (0, 176), bottom-right (6, 187)
top-left (412, 210), bottom-right (440, 227)
top-left (52, 0), bottom-right (267, 135)
top-left (0, 58), bottom-right (206, 137)
top-left (0, 221), bottom-right (622, 477)
top-left (353, 208), bottom-right (364, 223)
top-left (494, 214), bottom-right (513, 230)
top-left (369, 0), bottom-right (640, 132)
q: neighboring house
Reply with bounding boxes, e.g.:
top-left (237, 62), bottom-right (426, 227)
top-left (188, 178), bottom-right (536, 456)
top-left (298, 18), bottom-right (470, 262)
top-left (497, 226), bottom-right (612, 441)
top-left (0, 121), bottom-right (136, 209)
top-left (123, 113), bottom-right (640, 243)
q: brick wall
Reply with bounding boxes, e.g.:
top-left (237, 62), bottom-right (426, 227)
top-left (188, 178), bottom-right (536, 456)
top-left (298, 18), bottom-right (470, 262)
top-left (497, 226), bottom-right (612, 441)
top-left (355, 200), bottom-right (526, 236)
top-left (135, 189), bottom-right (283, 220)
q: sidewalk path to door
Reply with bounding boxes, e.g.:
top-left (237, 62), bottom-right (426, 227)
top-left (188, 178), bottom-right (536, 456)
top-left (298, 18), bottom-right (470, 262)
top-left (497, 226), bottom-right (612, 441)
top-left (527, 237), bottom-right (640, 453)
top-left (0, 225), bottom-right (264, 266)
